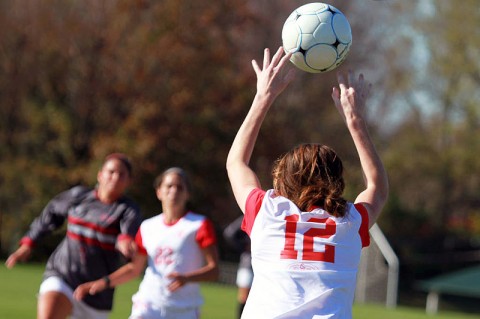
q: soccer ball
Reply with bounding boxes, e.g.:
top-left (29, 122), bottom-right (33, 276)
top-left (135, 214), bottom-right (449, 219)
top-left (282, 2), bottom-right (352, 73)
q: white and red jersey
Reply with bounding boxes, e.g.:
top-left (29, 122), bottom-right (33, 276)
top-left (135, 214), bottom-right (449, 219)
top-left (133, 211), bottom-right (217, 309)
top-left (241, 189), bottom-right (370, 319)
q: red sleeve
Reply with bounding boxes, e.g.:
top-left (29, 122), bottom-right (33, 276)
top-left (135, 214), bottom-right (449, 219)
top-left (134, 228), bottom-right (148, 255)
top-left (354, 203), bottom-right (370, 248)
top-left (117, 234), bottom-right (134, 242)
top-left (20, 237), bottom-right (35, 248)
top-left (195, 219), bottom-right (217, 248)
top-left (241, 188), bottom-right (266, 236)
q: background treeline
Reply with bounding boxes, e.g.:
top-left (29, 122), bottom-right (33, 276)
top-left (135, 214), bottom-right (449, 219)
top-left (1, 0), bottom-right (479, 304)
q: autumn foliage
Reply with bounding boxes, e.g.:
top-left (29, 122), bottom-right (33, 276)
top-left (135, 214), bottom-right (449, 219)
top-left (1, 0), bottom-right (480, 297)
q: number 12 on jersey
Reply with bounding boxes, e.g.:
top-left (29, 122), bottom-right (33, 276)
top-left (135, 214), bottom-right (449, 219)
top-left (280, 215), bottom-right (337, 263)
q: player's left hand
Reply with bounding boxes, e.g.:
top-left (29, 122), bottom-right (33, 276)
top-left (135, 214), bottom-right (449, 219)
top-left (73, 280), bottom-right (106, 300)
top-left (167, 272), bottom-right (187, 292)
top-left (331, 70), bottom-right (372, 122)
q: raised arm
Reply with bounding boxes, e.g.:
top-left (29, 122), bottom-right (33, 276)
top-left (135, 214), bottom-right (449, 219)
top-left (331, 71), bottom-right (389, 227)
top-left (226, 47), bottom-right (295, 212)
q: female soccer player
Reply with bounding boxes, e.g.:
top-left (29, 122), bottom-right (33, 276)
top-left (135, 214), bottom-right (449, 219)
top-left (5, 153), bottom-right (142, 319)
top-left (226, 47), bottom-right (389, 318)
top-left (74, 167), bottom-right (219, 319)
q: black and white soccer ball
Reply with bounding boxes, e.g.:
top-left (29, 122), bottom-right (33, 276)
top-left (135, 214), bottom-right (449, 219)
top-left (282, 2), bottom-right (352, 73)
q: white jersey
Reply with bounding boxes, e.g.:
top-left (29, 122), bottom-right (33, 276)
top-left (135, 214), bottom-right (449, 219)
top-left (133, 211), bottom-right (217, 310)
top-left (241, 189), bottom-right (370, 319)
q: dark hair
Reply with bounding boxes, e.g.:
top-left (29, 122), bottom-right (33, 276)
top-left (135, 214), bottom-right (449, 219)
top-left (272, 144), bottom-right (347, 217)
top-left (105, 153), bottom-right (133, 176)
top-left (153, 167), bottom-right (192, 192)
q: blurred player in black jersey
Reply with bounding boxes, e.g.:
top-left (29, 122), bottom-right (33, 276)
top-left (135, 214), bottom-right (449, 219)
top-left (6, 153), bottom-right (142, 319)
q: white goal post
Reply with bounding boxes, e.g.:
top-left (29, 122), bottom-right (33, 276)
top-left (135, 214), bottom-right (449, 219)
top-left (355, 223), bottom-right (399, 308)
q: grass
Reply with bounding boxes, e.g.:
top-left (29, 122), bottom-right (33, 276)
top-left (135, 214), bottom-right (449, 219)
top-left (1, 262), bottom-right (478, 319)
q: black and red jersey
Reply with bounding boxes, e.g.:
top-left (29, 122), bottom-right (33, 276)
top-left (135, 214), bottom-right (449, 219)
top-left (21, 185), bottom-right (142, 310)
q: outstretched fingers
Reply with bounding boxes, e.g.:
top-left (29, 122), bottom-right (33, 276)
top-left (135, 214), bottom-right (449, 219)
top-left (277, 49), bottom-right (293, 70)
top-left (252, 47), bottom-right (282, 74)
top-left (347, 70), bottom-right (355, 87)
top-left (351, 72), bottom-right (371, 101)
top-left (250, 47), bottom-right (296, 99)
top-left (263, 48), bottom-right (271, 70)
top-left (252, 47), bottom-right (292, 73)
top-left (336, 71), bottom-right (348, 93)
top-left (251, 59), bottom-right (261, 76)
top-left (270, 47), bottom-right (286, 68)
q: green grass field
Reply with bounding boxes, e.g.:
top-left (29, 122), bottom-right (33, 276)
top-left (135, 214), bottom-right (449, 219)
top-left (0, 262), bottom-right (478, 319)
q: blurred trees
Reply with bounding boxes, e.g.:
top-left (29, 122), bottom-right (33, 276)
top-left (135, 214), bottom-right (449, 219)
top-left (0, 0), bottom-right (479, 300)
top-left (366, 0), bottom-right (480, 280)
top-left (0, 0), bottom-right (245, 250)
top-left (0, 0), bottom-right (359, 254)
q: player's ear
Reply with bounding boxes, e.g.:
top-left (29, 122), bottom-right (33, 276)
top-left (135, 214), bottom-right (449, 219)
top-left (155, 187), bottom-right (163, 201)
top-left (97, 169), bottom-right (103, 185)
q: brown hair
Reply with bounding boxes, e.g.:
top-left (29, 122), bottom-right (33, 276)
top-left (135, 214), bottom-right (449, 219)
top-left (153, 167), bottom-right (192, 192)
top-left (104, 153), bottom-right (133, 176)
top-left (272, 144), bottom-right (347, 217)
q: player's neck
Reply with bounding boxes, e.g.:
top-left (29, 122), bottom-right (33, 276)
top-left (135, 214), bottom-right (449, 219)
top-left (96, 189), bottom-right (120, 204)
top-left (162, 206), bottom-right (187, 224)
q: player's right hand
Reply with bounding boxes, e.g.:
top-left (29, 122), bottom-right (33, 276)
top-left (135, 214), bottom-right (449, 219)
top-left (5, 245), bottom-right (31, 269)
